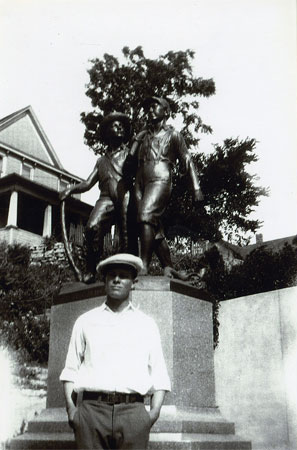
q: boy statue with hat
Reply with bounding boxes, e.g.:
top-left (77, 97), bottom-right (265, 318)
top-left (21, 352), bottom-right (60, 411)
top-left (60, 253), bottom-right (171, 449)
top-left (130, 96), bottom-right (204, 275)
top-left (60, 112), bottom-right (135, 284)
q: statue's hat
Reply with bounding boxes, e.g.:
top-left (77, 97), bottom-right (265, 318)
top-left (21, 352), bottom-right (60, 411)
top-left (99, 112), bottom-right (131, 144)
top-left (142, 96), bottom-right (171, 114)
top-left (97, 253), bottom-right (143, 278)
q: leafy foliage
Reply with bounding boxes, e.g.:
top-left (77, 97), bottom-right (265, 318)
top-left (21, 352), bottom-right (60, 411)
top-left (199, 240), bottom-right (297, 302)
top-left (81, 46), bottom-right (215, 154)
top-left (0, 243), bottom-right (73, 363)
top-left (164, 137), bottom-right (268, 244)
top-left (1, 312), bottom-right (50, 364)
top-left (222, 241), bottom-right (297, 299)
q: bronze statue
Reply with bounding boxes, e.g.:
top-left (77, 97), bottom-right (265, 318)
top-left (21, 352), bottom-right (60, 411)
top-left (61, 100), bottom-right (204, 282)
top-left (60, 112), bottom-right (133, 283)
top-left (130, 96), bottom-right (204, 276)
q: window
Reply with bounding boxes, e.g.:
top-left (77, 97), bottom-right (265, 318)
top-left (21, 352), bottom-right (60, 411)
top-left (21, 163), bottom-right (34, 180)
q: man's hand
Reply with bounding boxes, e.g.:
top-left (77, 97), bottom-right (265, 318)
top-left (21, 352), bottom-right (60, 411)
top-left (147, 408), bottom-right (160, 427)
top-left (148, 390), bottom-right (166, 428)
top-left (63, 382), bottom-right (78, 430)
top-left (67, 405), bottom-right (78, 430)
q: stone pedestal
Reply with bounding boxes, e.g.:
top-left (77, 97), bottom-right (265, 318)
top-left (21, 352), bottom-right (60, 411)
top-left (47, 276), bottom-right (216, 409)
top-left (10, 277), bottom-right (252, 449)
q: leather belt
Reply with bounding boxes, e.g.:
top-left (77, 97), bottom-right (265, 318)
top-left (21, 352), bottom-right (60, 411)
top-left (82, 391), bottom-right (144, 404)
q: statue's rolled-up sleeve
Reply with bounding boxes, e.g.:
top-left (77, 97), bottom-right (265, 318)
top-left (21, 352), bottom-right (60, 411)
top-left (173, 131), bottom-right (201, 192)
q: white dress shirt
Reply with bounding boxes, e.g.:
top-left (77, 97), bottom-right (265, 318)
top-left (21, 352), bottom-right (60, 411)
top-left (60, 302), bottom-right (171, 395)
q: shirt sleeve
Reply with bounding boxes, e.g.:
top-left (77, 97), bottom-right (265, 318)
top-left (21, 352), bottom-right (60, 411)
top-left (59, 318), bottom-right (86, 383)
top-left (148, 321), bottom-right (171, 392)
top-left (172, 130), bottom-right (201, 192)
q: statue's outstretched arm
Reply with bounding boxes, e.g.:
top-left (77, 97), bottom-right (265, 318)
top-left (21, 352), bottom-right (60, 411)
top-left (59, 161), bottom-right (100, 282)
top-left (59, 162), bottom-right (99, 201)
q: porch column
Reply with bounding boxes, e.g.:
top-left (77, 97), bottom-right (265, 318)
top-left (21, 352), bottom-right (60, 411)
top-left (7, 190), bottom-right (18, 226)
top-left (43, 204), bottom-right (52, 237)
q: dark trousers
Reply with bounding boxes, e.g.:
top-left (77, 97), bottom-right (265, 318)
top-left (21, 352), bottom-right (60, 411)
top-left (73, 400), bottom-right (151, 449)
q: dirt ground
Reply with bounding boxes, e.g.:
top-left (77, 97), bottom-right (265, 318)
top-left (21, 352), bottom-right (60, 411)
top-left (11, 384), bottom-right (46, 435)
top-left (0, 356), bottom-right (47, 448)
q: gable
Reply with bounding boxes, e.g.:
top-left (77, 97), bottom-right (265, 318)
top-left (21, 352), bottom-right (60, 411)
top-left (0, 107), bottom-right (63, 169)
top-left (239, 235), bottom-right (297, 258)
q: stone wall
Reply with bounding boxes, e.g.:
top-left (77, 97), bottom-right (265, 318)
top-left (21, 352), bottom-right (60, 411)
top-left (214, 286), bottom-right (297, 450)
top-left (30, 242), bottom-right (69, 267)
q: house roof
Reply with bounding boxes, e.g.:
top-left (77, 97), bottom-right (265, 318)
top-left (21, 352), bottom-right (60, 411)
top-left (236, 234), bottom-right (297, 258)
top-left (0, 106), bottom-right (64, 170)
top-left (216, 235), bottom-right (297, 261)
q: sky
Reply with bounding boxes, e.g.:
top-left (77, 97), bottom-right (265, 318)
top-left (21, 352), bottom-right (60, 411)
top-left (0, 0), bottom-right (296, 243)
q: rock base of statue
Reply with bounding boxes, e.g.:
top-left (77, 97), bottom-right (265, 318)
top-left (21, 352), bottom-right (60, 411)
top-left (10, 277), bottom-right (251, 449)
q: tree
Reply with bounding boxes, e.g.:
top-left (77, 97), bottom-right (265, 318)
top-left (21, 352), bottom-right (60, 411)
top-left (81, 46), bottom-right (267, 244)
top-left (81, 46), bottom-right (215, 154)
top-left (198, 240), bottom-right (297, 302)
top-left (193, 137), bottom-right (267, 244)
top-left (224, 241), bottom-right (297, 299)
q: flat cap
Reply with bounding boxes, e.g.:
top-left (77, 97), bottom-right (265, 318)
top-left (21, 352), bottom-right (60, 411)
top-left (97, 253), bottom-right (143, 277)
top-left (142, 96), bottom-right (171, 114)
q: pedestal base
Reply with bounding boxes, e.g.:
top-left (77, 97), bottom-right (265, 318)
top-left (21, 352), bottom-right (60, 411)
top-left (9, 277), bottom-right (252, 449)
top-left (10, 406), bottom-right (252, 450)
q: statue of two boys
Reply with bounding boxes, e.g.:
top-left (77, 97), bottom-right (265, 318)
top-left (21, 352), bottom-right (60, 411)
top-left (60, 97), bottom-right (204, 283)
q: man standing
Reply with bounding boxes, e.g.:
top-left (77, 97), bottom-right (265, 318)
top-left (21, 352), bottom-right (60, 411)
top-left (60, 112), bottom-right (134, 283)
top-left (60, 253), bottom-right (171, 449)
top-left (130, 96), bottom-right (204, 275)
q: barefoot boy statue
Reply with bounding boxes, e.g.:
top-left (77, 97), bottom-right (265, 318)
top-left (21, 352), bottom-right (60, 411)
top-left (130, 96), bottom-right (204, 275)
top-left (60, 113), bottom-right (133, 283)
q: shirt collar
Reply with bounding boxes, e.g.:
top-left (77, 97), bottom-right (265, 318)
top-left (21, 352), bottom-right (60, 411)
top-left (101, 301), bottom-right (136, 314)
top-left (146, 123), bottom-right (170, 135)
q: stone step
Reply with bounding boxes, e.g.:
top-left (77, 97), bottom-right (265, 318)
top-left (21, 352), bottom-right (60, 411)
top-left (8, 432), bottom-right (74, 450)
top-left (27, 408), bottom-right (235, 435)
top-left (150, 433), bottom-right (252, 449)
top-left (9, 432), bottom-right (251, 450)
top-left (9, 408), bottom-right (251, 450)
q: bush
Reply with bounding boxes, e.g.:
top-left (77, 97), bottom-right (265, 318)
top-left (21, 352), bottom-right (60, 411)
top-left (0, 242), bottom-right (72, 364)
top-left (0, 313), bottom-right (50, 364)
top-left (222, 242), bottom-right (297, 300)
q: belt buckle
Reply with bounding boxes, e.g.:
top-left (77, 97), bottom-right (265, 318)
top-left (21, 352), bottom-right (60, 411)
top-left (107, 393), bottom-right (114, 404)
top-left (108, 392), bottom-right (120, 404)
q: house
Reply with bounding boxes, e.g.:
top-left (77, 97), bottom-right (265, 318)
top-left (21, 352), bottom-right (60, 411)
top-left (191, 234), bottom-right (297, 270)
top-left (0, 106), bottom-right (92, 247)
top-left (235, 233), bottom-right (297, 259)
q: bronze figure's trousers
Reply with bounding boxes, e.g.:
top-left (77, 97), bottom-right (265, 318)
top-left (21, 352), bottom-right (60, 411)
top-left (135, 179), bottom-right (171, 227)
top-left (84, 193), bottom-right (130, 274)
